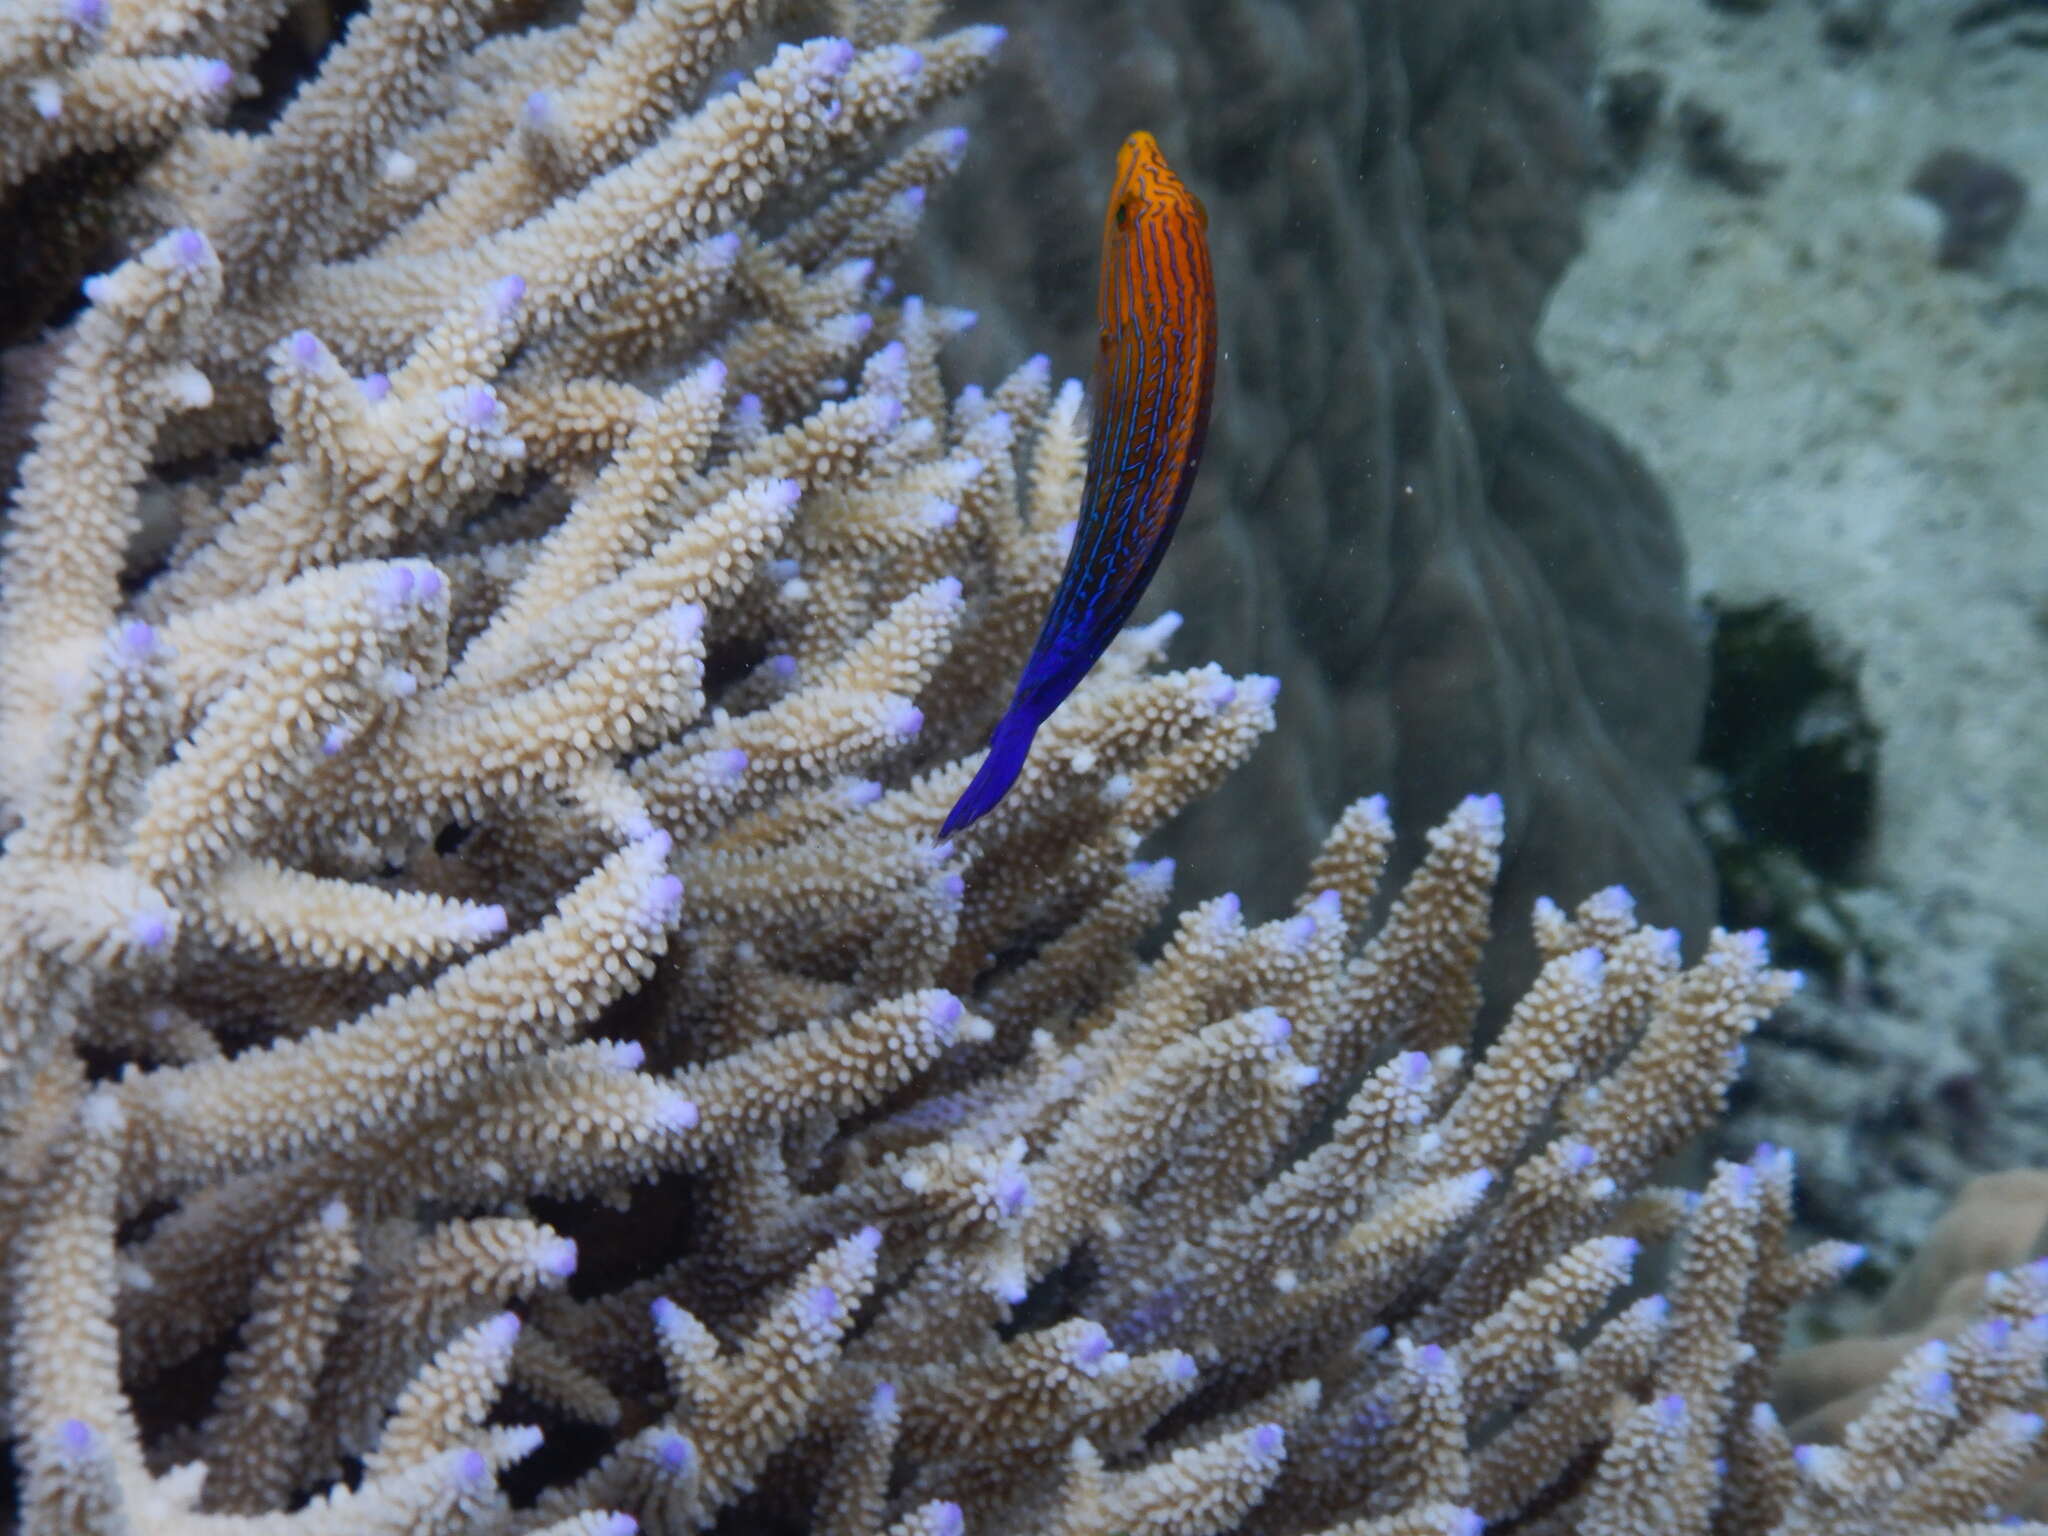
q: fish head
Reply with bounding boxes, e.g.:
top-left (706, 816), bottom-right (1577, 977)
top-left (1110, 131), bottom-right (1207, 237)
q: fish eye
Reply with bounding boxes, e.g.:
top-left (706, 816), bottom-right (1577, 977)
top-left (1115, 202), bottom-right (1130, 230)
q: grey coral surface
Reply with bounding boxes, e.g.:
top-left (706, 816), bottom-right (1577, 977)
top-left (917, 0), bottom-right (1717, 984)
top-left (1540, 0), bottom-right (2048, 1303)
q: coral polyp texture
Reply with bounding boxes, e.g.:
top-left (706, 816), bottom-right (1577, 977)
top-left (1, 2), bottom-right (2044, 1534)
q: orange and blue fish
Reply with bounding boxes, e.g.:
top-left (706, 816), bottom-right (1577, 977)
top-left (940, 131), bottom-right (1217, 838)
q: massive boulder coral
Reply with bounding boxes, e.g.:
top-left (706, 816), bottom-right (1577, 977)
top-left (1, 1), bottom-right (2044, 1533)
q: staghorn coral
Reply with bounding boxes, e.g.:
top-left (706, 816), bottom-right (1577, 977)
top-left (1, 1), bottom-right (2045, 1534)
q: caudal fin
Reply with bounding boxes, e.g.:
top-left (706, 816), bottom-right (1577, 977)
top-left (939, 708), bottom-right (1041, 838)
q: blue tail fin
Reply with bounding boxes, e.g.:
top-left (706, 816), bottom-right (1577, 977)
top-left (939, 707), bottom-right (1041, 838)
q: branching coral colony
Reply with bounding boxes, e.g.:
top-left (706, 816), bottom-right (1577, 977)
top-left (0, 0), bottom-right (2043, 1532)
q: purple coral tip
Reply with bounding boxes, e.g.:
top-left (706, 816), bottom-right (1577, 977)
top-left (1258, 1012), bottom-right (1292, 1046)
top-left (288, 329), bottom-right (322, 367)
top-left (671, 606), bottom-right (712, 647)
top-left (1655, 1394), bottom-right (1687, 1428)
top-left (454, 1449), bottom-right (489, 1484)
top-left (196, 59), bottom-right (232, 92)
top-left (898, 48), bottom-right (925, 77)
top-left (130, 909), bottom-right (169, 949)
top-left (539, 1237), bottom-right (578, 1278)
top-left (1459, 792), bottom-right (1504, 829)
top-left (656, 1433), bottom-right (693, 1471)
top-left (522, 89), bottom-right (552, 128)
top-left (1589, 883), bottom-right (1635, 917)
top-left (871, 1380), bottom-right (898, 1415)
top-left (1071, 1324), bottom-right (1110, 1366)
top-left (927, 992), bottom-right (963, 1042)
top-left (900, 186), bottom-right (929, 213)
top-left (69, 0), bottom-right (106, 27)
top-left (607, 1040), bottom-right (646, 1071)
top-left (940, 872), bottom-right (965, 899)
top-left (361, 372), bottom-right (391, 402)
top-left (808, 1284), bottom-right (841, 1323)
top-left (653, 1092), bottom-right (698, 1132)
top-left (461, 385), bottom-right (501, 428)
top-left (931, 1504), bottom-right (964, 1536)
top-left (118, 619), bottom-right (157, 660)
top-left (816, 37), bottom-right (855, 73)
top-left (854, 1224), bottom-right (882, 1254)
top-left (483, 1311), bottom-right (523, 1347)
top-left (169, 227), bottom-right (209, 266)
top-left (891, 702), bottom-right (925, 737)
top-left (490, 274), bottom-right (526, 316)
top-left (768, 653), bottom-right (797, 678)
top-left (995, 1170), bottom-right (1031, 1216)
top-left (941, 126), bottom-right (970, 155)
top-left (1448, 1513), bottom-right (1484, 1536)
top-left (845, 778), bottom-right (882, 806)
top-left (599, 1517), bottom-right (638, 1536)
top-left (1250, 1422), bottom-right (1285, 1456)
top-left (55, 1419), bottom-right (95, 1458)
